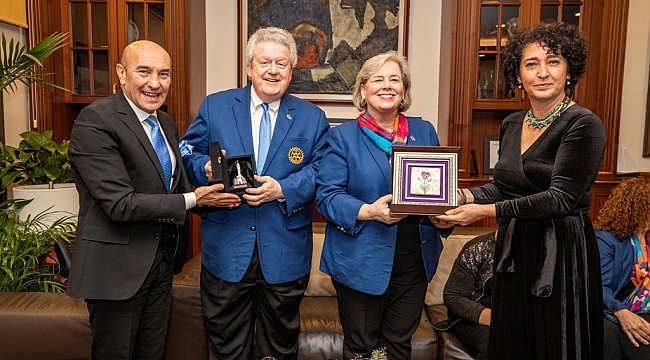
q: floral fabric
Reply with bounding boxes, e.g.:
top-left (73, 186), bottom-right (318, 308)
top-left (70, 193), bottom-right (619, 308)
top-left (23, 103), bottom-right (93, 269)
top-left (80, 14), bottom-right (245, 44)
top-left (623, 232), bottom-right (650, 314)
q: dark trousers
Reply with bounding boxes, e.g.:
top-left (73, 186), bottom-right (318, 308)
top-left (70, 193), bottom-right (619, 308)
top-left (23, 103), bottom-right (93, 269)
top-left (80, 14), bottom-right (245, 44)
top-left (86, 240), bottom-right (175, 360)
top-left (332, 250), bottom-right (428, 360)
top-left (450, 319), bottom-right (490, 360)
top-left (604, 314), bottom-right (650, 360)
top-left (201, 244), bottom-right (309, 360)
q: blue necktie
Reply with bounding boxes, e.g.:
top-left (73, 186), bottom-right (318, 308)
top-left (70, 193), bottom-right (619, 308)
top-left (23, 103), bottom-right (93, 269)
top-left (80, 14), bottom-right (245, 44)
top-left (145, 115), bottom-right (173, 193)
top-left (257, 103), bottom-right (271, 174)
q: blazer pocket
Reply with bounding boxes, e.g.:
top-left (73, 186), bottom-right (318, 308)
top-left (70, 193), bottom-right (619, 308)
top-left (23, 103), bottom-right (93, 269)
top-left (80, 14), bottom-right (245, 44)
top-left (280, 137), bottom-right (311, 169)
top-left (82, 225), bottom-right (130, 245)
top-left (206, 210), bottom-right (229, 224)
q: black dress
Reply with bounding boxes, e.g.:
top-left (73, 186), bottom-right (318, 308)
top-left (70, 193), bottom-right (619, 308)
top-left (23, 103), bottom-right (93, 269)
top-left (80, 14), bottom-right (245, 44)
top-left (470, 104), bottom-right (606, 360)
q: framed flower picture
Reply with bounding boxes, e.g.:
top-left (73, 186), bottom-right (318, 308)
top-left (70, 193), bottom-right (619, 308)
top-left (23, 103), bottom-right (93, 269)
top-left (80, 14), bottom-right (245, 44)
top-left (390, 146), bottom-right (460, 215)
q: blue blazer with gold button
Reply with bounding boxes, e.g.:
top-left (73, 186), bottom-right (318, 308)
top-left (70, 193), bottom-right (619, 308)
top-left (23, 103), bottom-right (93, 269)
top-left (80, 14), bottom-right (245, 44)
top-left (181, 84), bottom-right (329, 284)
top-left (316, 117), bottom-right (448, 295)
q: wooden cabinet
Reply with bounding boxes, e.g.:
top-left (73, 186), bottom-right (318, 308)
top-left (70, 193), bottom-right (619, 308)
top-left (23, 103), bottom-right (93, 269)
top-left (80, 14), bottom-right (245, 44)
top-left (449, 0), bottom-right (629, 226)
top-left (59, 0), bottom-right (165, 104)
top-left (28, 0), bottom-right (191, 143)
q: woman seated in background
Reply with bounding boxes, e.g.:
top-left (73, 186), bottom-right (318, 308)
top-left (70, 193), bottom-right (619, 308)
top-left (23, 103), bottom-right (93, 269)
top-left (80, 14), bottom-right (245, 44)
top-left (594, 177), bottom-right (650, 360)
top-left (434, 231), bottom-right (496, 360)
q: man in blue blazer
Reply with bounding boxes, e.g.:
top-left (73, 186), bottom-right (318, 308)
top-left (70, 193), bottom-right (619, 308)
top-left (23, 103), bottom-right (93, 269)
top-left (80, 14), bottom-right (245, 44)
top-left (180, 27), bottom-right (329, 359)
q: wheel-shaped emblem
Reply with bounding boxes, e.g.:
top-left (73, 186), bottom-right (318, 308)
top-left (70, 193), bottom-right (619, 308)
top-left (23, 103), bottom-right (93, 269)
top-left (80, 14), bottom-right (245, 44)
top-left (288, 147), bottom-right (304, 165)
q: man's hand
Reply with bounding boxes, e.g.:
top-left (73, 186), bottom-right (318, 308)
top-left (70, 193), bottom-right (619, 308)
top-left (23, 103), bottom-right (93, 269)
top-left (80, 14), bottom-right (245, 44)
top-left (615, 308), bottom-right (650, 347)
top-left (194, 183), bottom-right (241, 209)
top-left (204, 160), bottom-right (212, 182)
top-left (203, 150), bottom-right (227, 182)
top-left (242, 175), bottom-right (283, 206)
top-left (357, 194), bottom-right (406, 225)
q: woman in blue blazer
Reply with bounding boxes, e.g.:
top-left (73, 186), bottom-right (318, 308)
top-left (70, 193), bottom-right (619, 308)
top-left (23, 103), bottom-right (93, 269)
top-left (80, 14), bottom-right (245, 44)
top-left (316, 51), bottom-right (452, 360)
top-left (593, 177), bottom-right (650, 360)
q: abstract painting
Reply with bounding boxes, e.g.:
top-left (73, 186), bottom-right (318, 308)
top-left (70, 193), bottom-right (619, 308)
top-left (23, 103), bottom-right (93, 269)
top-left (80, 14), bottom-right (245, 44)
top-left (239, 0), bottom-right (409, 102)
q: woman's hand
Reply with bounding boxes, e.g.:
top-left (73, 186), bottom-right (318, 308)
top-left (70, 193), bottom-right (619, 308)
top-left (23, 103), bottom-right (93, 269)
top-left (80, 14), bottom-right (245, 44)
top-left (357, 194), bottom-right (406, 225)
top-left (435, 204), bottom-right (496, 226)
top-left (478, 308), bottom-right (491, 326)
top-left (427, 215), bottom-right (454, 229)
top-left (614, 308), bottom-right (650, 347)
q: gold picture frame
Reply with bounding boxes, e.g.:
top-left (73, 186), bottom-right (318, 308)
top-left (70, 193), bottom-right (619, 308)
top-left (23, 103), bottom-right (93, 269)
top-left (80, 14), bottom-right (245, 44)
top-left (390, 146), bottom-right (460, 215)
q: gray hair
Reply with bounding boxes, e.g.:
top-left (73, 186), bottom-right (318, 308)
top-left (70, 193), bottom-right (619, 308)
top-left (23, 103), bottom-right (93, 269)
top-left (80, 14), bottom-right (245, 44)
top-left (352, 51), bottom-right (412, 112)
top-left (246, 27), bottom-right (298, 68)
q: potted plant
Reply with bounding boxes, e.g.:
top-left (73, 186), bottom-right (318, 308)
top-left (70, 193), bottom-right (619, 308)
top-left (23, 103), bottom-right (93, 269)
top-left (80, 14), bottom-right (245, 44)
top-left (0, 130), bottom-right (77, 222)
top-left (0, 130), bottom-right (72, 189)
top-left (0, 31), bottom-right (76, 220)
top-left (0, 32), bottom-right (69, 144)
top-left (0, 198), bottom-right (76, 292)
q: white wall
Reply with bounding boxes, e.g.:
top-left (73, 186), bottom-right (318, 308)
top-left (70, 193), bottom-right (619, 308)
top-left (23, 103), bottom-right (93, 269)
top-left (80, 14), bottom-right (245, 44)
top-left (0, 22), bottom-right (29, 147)
top-left (617, 0), bottom-right (650, 173)
top-left (204, 1), bottom-right (450, 142)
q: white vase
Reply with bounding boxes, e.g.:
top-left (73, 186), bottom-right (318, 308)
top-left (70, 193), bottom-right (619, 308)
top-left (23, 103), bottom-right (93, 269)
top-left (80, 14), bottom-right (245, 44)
top-left (11, 183), bottom-right (79, 226)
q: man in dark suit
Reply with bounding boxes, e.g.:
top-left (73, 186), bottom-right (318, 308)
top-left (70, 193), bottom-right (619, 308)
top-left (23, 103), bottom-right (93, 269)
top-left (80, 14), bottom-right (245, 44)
top-left (180, 27), bottom-right (330, 359)
top-left (67, 40), bottom-right (224, 360)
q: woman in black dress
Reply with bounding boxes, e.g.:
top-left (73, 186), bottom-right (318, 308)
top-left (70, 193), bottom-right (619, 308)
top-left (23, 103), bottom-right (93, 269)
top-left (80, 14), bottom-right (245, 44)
top-left (437, 22), bottom-right (606, 359)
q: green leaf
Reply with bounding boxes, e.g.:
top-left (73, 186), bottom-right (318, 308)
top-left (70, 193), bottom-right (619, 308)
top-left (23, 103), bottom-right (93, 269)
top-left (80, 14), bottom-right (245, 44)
top-left (1, 32), bottom-right (72, 95)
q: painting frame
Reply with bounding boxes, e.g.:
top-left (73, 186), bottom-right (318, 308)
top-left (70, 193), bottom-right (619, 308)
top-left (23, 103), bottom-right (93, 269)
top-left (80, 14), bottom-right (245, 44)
top-left (237, 0), bottom-right (410, 104)
top-left (483, 135), bottom-right (499, 175)
top-left (390, 146), bottom-right (460, 215)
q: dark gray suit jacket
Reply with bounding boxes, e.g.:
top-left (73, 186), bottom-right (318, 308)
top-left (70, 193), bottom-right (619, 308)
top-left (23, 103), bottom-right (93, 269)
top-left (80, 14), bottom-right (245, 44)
top-left (67, 90), bottom-right (191, 301)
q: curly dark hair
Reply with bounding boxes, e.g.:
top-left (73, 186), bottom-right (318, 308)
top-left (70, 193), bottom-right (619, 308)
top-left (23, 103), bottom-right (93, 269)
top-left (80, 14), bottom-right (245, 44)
top-left (501, 21), bottom-right (588, 93)
top-left (593, 177), bottom-right (650, 240)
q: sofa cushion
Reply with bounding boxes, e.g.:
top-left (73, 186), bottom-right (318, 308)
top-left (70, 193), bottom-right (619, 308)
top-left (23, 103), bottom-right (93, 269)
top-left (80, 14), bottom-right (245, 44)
top-left (426, 304), bottom-right (476, 360)
top-left (305, 231), bottom-right (336, 297)
top-left (425, 230), bottom-right (493, 306)
top-left (299, 296), bottom-right (343, 359)
top-left (300, 296), bottom-right (438, 360)
top-left (0, 292), bottom-right (92, 360)
top-left (166, 254), bottom-right (209, 360)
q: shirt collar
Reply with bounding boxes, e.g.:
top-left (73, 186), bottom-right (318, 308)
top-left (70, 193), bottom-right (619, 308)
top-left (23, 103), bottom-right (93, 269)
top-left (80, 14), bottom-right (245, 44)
top-left (124, 95), bottom-right (156, 123)
top-left (250, 88), bottom-right (281, 113)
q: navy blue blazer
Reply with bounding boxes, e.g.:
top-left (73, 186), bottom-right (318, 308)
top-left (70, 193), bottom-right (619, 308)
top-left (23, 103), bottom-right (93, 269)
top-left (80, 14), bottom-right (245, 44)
top-left (596, 230), bottom-right (636, 317)
top-left (316, 117), bottom-right (447, 295)
top-left (181, 85), bottom-right (329, 284)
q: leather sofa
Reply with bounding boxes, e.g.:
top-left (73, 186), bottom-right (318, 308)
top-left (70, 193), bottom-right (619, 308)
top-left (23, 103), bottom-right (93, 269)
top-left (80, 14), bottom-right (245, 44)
top-left (0, 226), bottom-right (486, 360)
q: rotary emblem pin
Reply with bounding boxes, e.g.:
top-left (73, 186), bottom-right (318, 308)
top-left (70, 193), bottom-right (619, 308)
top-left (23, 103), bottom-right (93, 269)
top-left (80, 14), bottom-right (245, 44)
top-left (288, 147), bottom-right (304, 165)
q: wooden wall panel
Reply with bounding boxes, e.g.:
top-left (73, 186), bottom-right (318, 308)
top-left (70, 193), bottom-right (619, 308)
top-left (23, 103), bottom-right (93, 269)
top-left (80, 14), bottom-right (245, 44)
top-left (588, 0), bottom-right (629, 179)
top-left (448, 0), bottom-right (479, 178)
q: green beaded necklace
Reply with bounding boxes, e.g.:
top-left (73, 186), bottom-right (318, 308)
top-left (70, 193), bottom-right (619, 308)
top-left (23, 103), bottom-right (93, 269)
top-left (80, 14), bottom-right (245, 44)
top-left (526, 96), bottom-right (571, 129)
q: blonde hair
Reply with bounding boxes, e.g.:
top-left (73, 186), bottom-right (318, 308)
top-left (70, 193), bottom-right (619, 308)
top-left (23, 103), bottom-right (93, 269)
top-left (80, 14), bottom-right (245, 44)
top-left (246, 27), bottom-right (297, 68)
top-left (352, 51), bottom-right (412, 112)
